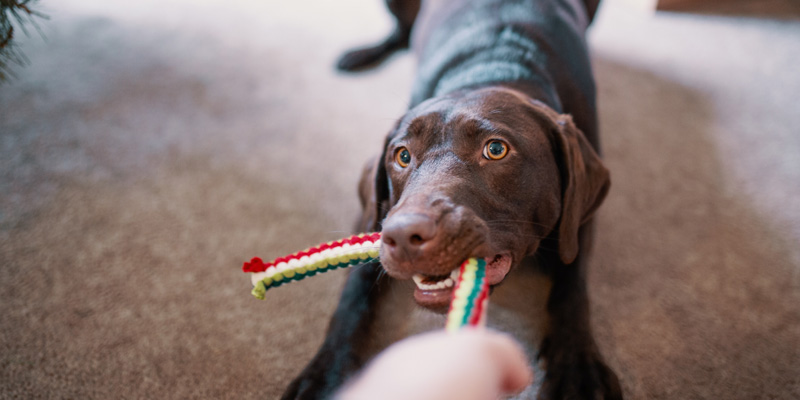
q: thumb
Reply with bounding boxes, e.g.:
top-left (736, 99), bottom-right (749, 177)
top-left (484, 331), bottom-right (534, 395)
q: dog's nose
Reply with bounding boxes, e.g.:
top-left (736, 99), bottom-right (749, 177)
top-left (381, 213), bottom-right (436, 257)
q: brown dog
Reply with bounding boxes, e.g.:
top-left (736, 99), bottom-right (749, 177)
top-left (283, 0), bottom-right (622, 398)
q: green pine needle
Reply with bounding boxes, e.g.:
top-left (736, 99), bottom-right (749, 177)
top-left (1, 0), bottom-right (46, 82)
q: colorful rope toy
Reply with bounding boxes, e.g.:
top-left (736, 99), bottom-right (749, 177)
top-left (242, 233), bottom-right (490, 330)
top-left (242, 233), bottom-right (382, 300)
top-left (445, 258), bottom-right (489, 332)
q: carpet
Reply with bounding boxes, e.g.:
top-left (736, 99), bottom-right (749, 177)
top-left (1, 0), bottom-right (798, 398)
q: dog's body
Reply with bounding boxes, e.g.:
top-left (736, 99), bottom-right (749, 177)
top-left (282, 0), bottom-right (622, 398)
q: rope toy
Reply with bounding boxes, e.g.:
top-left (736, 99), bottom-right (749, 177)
top-left (445, 258), bottom-right (489, 332)
top-left (242, 233), bottom-right (490, 331)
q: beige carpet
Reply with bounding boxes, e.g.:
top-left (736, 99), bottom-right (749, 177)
top-left (1, 0), bottom-right (798, 398)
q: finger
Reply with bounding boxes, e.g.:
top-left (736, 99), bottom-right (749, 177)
top-left (483, 331), bottom-right (534, 394)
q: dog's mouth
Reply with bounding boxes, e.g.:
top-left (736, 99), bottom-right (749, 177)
top-left (411, 253), bottom-right (512, 311)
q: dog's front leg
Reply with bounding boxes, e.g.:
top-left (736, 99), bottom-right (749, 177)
top-left (537, 227), bottom-right (623, 400)
top-left (281, 261), bottom-right (387, 400)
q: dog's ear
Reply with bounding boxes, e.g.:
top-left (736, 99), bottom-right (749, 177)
top-left (549, 114), bottom-right (610, 264)
top-left (356, 137), bottom-right (391, 232)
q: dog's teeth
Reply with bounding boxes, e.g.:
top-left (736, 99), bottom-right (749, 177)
top-left (450, 269), bottom-right (459, 280)
top-left (412, 273), bottom-right (458, 291)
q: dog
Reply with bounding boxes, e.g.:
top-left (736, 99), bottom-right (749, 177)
top-left (282, 0), bottom-right (622, 398)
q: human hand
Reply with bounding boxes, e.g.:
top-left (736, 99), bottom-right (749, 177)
top-left (338, 329), bottom-right (533, 400)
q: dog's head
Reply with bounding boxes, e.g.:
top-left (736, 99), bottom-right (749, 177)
top-left (358, 87), bottom-right (609, 310)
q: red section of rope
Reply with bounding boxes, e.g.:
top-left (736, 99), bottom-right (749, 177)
top-left (241, 233), bottom-right (382, 273)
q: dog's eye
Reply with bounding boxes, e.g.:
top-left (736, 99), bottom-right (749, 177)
top-left (395, 147), bottom-right (411, 168)
top-left (483, 140), bottom-right (508, 160)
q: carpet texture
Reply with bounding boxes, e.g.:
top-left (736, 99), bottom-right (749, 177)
top-left (1, 0), bottom-right (798, 398)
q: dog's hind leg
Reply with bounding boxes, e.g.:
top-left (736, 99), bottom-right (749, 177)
top-left (336, 0), bottom-right (420, 71)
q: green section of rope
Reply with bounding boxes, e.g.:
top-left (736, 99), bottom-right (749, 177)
top-left (251, 255), bottom-right (380, 300)
top-left (460, 259), bottom-right (486, 327)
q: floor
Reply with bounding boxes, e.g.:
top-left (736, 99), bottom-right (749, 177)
top-left (1, 0), bottom-right (798, 398)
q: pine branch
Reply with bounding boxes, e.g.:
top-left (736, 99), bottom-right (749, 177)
top-left (1, 0), bottom-right (46, 82)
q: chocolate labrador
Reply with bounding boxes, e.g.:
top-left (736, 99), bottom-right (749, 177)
top-left (282, 0), bottom-right (622, 398)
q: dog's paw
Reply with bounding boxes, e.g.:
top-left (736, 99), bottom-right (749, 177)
top-left (281, 370), bottom-right (332, 400)
top-left (336, 46), bottom-right (391, 71)
top-left (537, 342), bottom-right (623, 400)
top-left (281, 351), bottom-right (355, 400)
top-left (336, 30), bottom-right (409, 72)
top-left (280, 377), bottom-right (315, 400)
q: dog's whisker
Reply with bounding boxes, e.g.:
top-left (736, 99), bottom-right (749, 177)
top-left (484, 219), bottom-right (553, 229)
